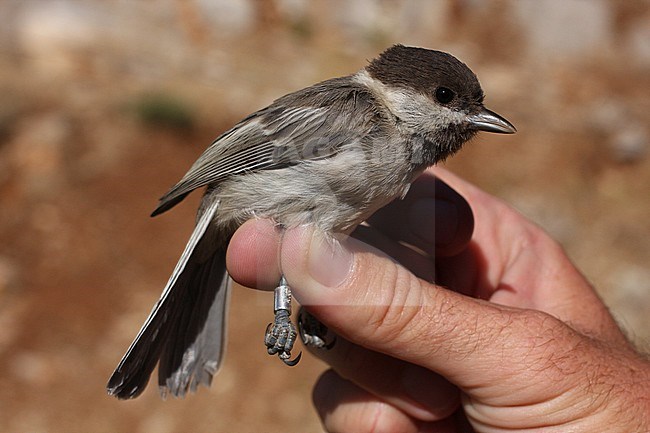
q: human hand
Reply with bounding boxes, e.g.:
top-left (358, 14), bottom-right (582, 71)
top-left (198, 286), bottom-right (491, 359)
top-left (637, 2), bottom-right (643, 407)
top-left (226, 167), bottom-right (650, 432)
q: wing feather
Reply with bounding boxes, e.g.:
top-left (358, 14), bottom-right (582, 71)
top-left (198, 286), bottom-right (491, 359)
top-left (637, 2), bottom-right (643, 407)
top-left (152, 77), bottom-right (377, 215)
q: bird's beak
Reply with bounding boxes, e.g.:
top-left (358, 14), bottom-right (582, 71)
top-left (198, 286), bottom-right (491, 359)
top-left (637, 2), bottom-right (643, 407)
top-left (467, 107), bottom-right (516, 134)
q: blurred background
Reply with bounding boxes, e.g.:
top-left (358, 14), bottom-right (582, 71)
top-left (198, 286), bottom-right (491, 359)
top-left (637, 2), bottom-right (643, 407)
top-left (0, 0), bottom-right (648, 432)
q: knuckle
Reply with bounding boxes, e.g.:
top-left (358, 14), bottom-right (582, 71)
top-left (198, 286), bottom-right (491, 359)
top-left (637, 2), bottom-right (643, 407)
top-left (512, 309), bottom-right (584, 374)
top-left (336, 401), bottom-right (416, 433)
top-left (361, 262), bottom-right (424, 347)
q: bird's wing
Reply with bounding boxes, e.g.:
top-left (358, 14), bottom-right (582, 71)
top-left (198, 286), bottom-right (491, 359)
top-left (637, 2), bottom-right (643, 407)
top-left (152, 80), bottom-right (376, 216)
top-left (107, 197), bottom-right (223, 398)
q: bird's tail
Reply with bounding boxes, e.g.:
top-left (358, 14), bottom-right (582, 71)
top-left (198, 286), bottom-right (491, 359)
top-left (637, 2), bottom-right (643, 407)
top-left (107, 199), bottom-right (229, 399)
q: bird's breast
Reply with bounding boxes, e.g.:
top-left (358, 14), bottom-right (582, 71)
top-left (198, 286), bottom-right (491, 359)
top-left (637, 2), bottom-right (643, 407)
top-left (213, 146), bottom-right (415, 234)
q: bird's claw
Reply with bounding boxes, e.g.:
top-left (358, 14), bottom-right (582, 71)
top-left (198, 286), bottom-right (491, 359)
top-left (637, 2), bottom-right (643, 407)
top-left (280, 350), bottom-right (302, 366)
top-left (265, 309), bottom-right (301, 366)
top-left (298, 308), bottom-right (336, 350)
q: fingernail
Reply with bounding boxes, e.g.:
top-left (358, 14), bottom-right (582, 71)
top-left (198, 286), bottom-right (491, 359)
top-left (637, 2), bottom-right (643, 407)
top-left (308, 230), bottom-right (353, 288)
top-left (409, 199), bottom-right (458, 246)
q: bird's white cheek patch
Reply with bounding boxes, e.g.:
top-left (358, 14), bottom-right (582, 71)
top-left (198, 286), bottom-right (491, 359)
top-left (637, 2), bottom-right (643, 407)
top-left (353, 70), bottom-right (466, 135)
top-left (385, 89), bottom-right (465, 133)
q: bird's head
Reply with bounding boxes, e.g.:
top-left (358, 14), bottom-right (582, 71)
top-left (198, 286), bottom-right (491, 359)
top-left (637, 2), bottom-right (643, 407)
top-left (359, 44), bottom-right (515, 163)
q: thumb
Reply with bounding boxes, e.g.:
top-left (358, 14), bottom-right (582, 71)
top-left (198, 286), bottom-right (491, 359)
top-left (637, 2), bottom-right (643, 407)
top-left (280, 225), bottom-right (568, 391)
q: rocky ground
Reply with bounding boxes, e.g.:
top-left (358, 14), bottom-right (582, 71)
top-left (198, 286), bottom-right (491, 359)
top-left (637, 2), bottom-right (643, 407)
top-left (0, 1), bottom-right (648, 432)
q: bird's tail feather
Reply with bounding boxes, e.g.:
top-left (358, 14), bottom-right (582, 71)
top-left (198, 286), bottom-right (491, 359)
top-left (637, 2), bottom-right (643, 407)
top-left (158, 252), bottom-right (230, 398)
top-left (107, 199), bottom-right (228, 399)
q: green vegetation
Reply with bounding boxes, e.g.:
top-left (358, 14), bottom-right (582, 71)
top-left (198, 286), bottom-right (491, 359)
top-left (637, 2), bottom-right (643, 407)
top-left (132, 93), bottom-right (195, 131)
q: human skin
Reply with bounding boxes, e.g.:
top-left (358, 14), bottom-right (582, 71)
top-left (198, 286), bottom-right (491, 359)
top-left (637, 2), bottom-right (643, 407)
top-left (226, 167), bottom-right (650, 432)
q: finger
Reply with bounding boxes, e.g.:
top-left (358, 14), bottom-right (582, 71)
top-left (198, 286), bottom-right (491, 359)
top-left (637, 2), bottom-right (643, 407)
top-left (306, 332), bottom-right (459, 421)
top-left (276, 224), bottom-right (621, 394)
top-left (277, 224), bottom-right (494, 384)
top-left (352, 225), bottom-right (436, 283)
top-left (313, 370), bottom-right (458, 433)
top-left (430, 167), bottom-right (628, 344)
top-left (226, 218), bottom-right (281, 290)
top-left (366, 170), bottom-right (474, 258)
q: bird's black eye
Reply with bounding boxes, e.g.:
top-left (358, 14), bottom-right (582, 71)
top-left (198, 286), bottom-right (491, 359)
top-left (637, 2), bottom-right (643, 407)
top-left (435, 87), bottom-right (455, 104)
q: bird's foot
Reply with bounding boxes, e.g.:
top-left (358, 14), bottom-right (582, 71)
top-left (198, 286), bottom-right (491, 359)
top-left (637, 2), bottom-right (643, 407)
top-left (298, 308), bottom-right (336, 350)
top-left (265, 276), bottom-right (301, 366)
top-left (265, 309), bottom-right (301, 366)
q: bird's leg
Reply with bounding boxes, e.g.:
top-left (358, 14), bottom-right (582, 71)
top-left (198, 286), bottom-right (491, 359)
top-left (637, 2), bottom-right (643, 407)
top-left (264, 275), bottom-right (301, 366)
top-left (298, 308), bottom-right (336, 350)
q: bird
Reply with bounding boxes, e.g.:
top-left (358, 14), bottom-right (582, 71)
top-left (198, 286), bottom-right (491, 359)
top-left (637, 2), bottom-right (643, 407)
top-left (107, 44), bottom-right (516, 400)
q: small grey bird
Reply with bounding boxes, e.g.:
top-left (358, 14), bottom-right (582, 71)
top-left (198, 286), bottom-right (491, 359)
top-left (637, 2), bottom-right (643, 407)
top-left (107, 44), bottom-right (515, 399)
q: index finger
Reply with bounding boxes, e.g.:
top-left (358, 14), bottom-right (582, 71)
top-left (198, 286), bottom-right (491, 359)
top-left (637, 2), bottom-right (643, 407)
top-left (430, 167), bottom-right (627, 344)
top-left (365, 168), bottom-right (474, 258)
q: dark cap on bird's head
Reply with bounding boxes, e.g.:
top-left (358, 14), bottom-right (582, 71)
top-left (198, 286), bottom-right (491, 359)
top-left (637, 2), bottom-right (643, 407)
top-left (367, 44), bottom-right (483, 104)
top-left (365, 44), bottom-right (516, 136)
